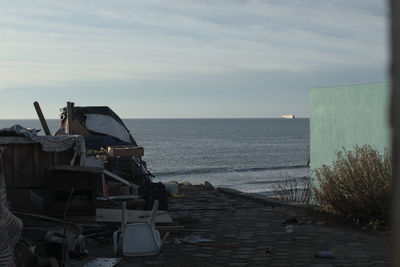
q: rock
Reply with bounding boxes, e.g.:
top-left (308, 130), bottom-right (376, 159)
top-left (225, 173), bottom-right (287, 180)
top-left (198, 181), bottom-right (214, 188)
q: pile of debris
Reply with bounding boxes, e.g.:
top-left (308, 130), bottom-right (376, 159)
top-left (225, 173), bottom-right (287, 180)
top-left (0, 102), bottom-right (177, 266)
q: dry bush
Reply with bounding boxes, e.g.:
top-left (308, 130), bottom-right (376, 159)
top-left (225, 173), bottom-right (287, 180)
top-left (312, 145), bottom-right (392, 229)
top-left (273, 177), bottom-right (311, 204)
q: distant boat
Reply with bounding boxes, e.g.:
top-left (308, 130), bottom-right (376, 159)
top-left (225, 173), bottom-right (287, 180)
top-left (282, 114), bottom-right (295, 119)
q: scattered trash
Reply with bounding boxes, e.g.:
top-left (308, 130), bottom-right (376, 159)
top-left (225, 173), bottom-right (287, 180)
top-left (84, 258), bottom-right (121, 267)
top-left (285, 225), bottom-right (294, 233)
top-left (181, 235), bottom-right (214, 243)
top-left (314, 250), bottom-right (333, 258)
top-left (44, 228), bottom-right (88, 259)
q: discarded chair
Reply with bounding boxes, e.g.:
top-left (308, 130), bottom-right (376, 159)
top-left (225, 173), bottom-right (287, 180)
top-left (113, 200), bottom-right (169, 256)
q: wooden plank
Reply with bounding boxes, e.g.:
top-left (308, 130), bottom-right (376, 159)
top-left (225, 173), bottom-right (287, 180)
top-left (3, 145), bottom-right (14, 186)
top-left (12, 144), bottom-right (37, 187)
top-left (0, 137), bottom-right (38, 144)
top-left (95, 208), bottom-right (173, 223)
top-left (33, 144), bottom-right (40, 180)
top-left (66, 102), bottom-right (73, 135)
top-left (33, 101), bottom-right (51, 136)
top-left (47, 165), bottom-right (103, 173)
top-left (39, 149), bottom-right (55, 179)
top-left (107, 146), bottom-right (144, 157)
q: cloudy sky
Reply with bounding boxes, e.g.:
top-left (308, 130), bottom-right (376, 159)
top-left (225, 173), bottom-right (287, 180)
top-left (0, 0), bottom-right (389, 119)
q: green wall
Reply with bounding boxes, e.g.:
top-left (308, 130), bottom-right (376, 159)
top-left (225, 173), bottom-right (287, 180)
top-left (310, 82), bottom-right (390, 175)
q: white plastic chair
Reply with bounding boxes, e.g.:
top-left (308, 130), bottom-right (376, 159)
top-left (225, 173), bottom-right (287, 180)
top-left (113, 200), bottom-right (169, 257)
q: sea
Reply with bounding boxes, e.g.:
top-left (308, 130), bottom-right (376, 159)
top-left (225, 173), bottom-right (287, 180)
top-left (0, 118), bottom-right (310, 194)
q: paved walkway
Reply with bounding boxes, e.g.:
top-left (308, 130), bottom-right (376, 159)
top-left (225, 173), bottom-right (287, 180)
top-left (88, 184), bottom-right (391, 266)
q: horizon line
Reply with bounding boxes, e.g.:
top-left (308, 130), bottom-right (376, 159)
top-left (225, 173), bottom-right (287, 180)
top-left (0, 117), bottom-right (310, 120)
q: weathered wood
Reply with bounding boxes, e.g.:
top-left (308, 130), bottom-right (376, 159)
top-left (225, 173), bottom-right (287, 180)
top-left (12, 144), bottom-right (35, 186)
top-left (47, 165), bottom-right (104, 173)
top-left (13, 211), bottom-right (81, 226)
top-left (107, 146), bottom-right (144, 157)
top-left (66, 102), bottom-right (73, 135)
top-left (33, 145), bottom-right (40, 180)
top-left (3, 145), bottom-right (14, 186)
top-left (33, 101), bottom-right (51, 136)
top-left (45, 167), bottom-right (101, 217)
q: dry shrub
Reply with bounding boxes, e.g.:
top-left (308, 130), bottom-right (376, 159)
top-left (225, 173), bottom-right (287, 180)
top-left (312, 145), bottom-right (392, 229)
top-left (273, 177), bottom-right (311, 204)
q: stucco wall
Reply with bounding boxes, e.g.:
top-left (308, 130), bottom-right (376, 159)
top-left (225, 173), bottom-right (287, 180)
top-left (310, 82), bottom-right (390, 174)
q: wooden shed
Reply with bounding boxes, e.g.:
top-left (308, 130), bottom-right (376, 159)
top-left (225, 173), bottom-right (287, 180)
top-left (0, 135), bottom-right (84, 213)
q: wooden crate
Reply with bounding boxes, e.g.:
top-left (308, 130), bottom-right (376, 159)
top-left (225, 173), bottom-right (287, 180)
top-left (107, 145), bottom-right (144, 158)
top-left (2, 142), bottom-right (74, 188)
top-left (0, 141), bottom-right (74, 212)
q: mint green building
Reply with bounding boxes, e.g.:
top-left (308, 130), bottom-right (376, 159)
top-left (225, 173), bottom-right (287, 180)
top-left (310, 82), bottom-right (391, 174)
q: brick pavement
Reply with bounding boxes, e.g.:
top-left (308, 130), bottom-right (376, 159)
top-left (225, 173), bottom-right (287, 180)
top-left (86, 184), bottom-right (391, 267)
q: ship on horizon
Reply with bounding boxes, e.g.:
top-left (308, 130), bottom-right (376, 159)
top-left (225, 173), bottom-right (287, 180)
top-left (282, 114), bottom-right (295, 119)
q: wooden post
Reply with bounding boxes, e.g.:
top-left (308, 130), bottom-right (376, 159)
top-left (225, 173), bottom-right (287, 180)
top-left (66, 102), bottom-right (73, 135)
top-left (33, 101), bottom-right (51, 136)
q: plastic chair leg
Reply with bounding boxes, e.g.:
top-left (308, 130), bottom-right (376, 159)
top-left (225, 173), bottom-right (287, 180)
top-left (113, 230), bottom-right (121, 256)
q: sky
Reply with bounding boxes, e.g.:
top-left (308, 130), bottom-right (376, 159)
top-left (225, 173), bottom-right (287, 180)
top-left (0, 0), bottom-right (389, 119)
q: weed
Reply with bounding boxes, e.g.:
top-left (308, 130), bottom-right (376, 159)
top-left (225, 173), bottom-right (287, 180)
top-left (312, 145), bottom-right (391, 230)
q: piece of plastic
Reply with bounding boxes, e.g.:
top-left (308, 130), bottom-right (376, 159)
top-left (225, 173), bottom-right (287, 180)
top-left (285, 225), bottom-right (294, 233)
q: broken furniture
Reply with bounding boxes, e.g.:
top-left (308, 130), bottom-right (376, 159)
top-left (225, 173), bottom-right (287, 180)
top-left (45, 166), bottom-right (103, 217)
top-left (113, 201), bottom-right (169, 256)
top-left (55, 103), bottom-right (152, 186)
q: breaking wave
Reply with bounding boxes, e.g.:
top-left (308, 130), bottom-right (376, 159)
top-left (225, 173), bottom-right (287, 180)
top-left (153, 165), bottom-right (308, 177)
